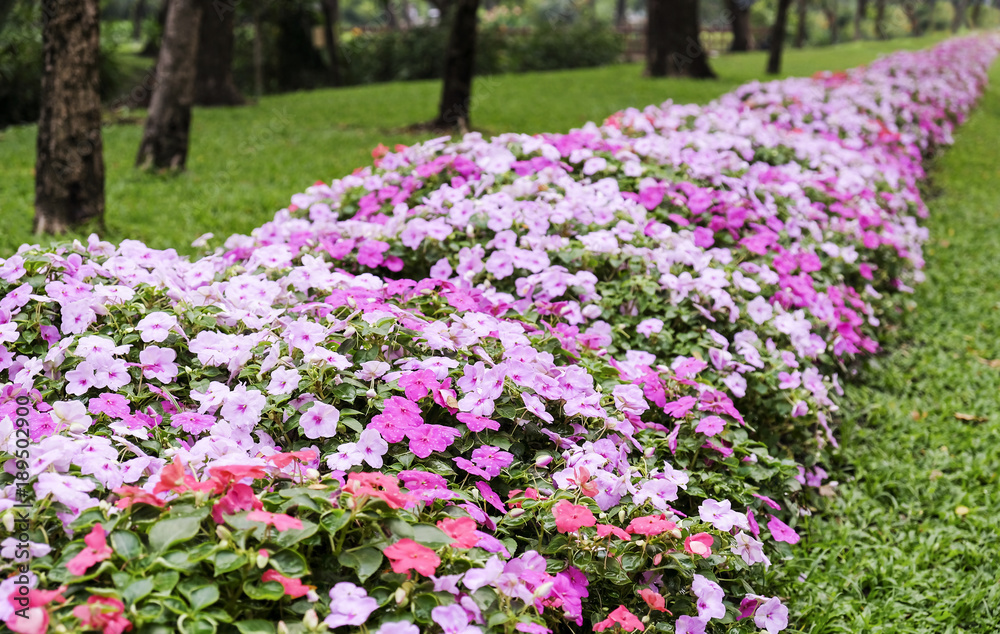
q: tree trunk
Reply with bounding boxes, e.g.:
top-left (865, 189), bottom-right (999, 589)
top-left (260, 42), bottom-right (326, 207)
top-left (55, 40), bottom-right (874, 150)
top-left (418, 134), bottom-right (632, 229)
top-left (951, 0), bottom-right (967, 30)
top-left (920, 0), bottom-right (937, 35)
top-left (854, 0), bottom-right (867, 38)
top-left (135, 0), bottom-right (203, 170)
top-left (434, 0), bottom-right (479, 129)
top-left (321, 0), bottom-right (342, 87)
top-left (615, 0), bottom-right (627, 27)
top-left (140, 0), bottom-right (168, 57)
top-left (824, 2), bottom-right (839, 43)
top-left (194, 0), bottom-right (244, 106)
top-left (131, 0), bottom-right (146, 41)
top-left (902, 1), bottom-right (919, 33)
top-left (971, 0), bottom-right (982, 26)
top-left (253, 7), bottom-right (264, 98)
top-left (874, 0), bottom-right (887, 38)
top-left (795, 0), bottom-right (808, 47)
top-left (34, 0), bottom-right (105, 234)
top-left (726, 0), bottom-right (752, 51)
top-left (766, 0), bottom-right (794, 74)
top-left (646, 0), bottom-right (716, 78)
top-left (0, 0), bottom-right (16, 35)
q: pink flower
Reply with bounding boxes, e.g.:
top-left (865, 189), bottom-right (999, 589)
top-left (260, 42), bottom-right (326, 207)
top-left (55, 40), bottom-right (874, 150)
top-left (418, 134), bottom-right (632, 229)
top-left (169, 412), bottom-right (215, 435)
top-left (66, 524), bottom-right (113, 576)
top-left (593, 605), bottom-right (644, 632)
top-left (139, 346), bottom-right (178, 383)
top-left (766, 516), bottom-right (800, 544)
top-left (247, 511), bottom-right (303, 532)
top-left (626, 514), bottom-right (676, 536)
top-left (406, 424), bottom-right (461, 458)
top-left (398, 369), bottom-right (440, 401)
top-left (695, 415), bottom-right (725, 436)
top-left (595, 524), bottom-right (631, 541)
top-left (640, 588), bottom-right (669, 613)
top-left (636, 318), bottom-right (663, 337)
top-left (470, 445), bottom-right (513, 477)
top-left (384, 538), bottom-right (441, 576)
top-left (674, 615), bottom-right (707, 634)
top-left (552, 500), bottom-right (596, 534)
top-left (369, 396), bottom-right (423, 443)
top-left (71, 596), bottom-right (131, 634)
top-left (692, 574), bottom-right (725, 619)
top-left (261, 570), bottom-right (315, 598)
top-left (437, 516), bottom-right (480, 549)
top-left (684, 532), bottom-right (714, 557)
top-left (663, 396), bottom-right (697, 418)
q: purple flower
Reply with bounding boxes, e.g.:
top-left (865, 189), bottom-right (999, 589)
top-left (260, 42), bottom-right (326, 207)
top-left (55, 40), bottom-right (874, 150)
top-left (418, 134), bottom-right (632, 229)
top-left (431, 604), bottom-right (481, 634)
top-left (325, 582), bottom-right (378, 628)
top-left (692, 574), bottom-right (725, 620)
top-left (470, 445), bottom-right (513, 477)
top-left (298, 401), bottom-right (340, 439)
top-left (754, 597), bottom-right (789, 633)
top-left (636, 318), bottom-right (664, 337)
top-left (135, 311), bottom-right (179, 343)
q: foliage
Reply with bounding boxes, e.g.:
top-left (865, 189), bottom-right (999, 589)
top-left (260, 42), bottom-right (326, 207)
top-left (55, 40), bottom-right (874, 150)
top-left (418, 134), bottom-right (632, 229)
top-left (0, 34), bottom-right (997, 634)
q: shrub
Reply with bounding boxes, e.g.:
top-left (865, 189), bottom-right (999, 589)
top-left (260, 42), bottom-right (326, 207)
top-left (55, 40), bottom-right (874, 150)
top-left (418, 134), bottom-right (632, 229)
top-left (1, 34), bottom-right (998, 634)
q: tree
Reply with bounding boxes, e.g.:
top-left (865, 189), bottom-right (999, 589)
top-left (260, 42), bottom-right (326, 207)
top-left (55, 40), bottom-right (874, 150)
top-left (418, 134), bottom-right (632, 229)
top-left (795, 0), bottom-right (809, 47)
top-left (854, 0), bottom-right (867, 39)
top-left (951, 0), bottom-right (967, 30)
top-left (0, 0), bottom-right (18, 35)
top-left (971, 0), bottom-right (982, 26)
top-left (34, 0), bottom-right (105, 234)
top-left (646, 0), bottom-right (715, 78)
top-left (615, 0), bottom-right (627, 26)
top-left (726, 0), bottom-right (753, 51)
top-left (918, 0), bottom-right (937, 34)
top-left (874, 0), bottom-right (887, 38)
top-left (320, 0), bottom-right (342, 87)
top-left (901, 0), bottom-right (920, 34)
top-left (434, 0), bottom-right (480, 129)
top-left (136, 0), bottom-right (204, 170)
top-left (821, 0), bottom-right (839, 43)
top-left (194, 1), bottom-right (243, 105)
top-left (766, 0), bottom-right (794, 74)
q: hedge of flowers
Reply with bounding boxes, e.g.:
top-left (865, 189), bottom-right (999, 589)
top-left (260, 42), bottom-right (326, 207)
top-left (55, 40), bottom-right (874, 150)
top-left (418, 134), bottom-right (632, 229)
top-left (2, 34), bottom-right (998, 634)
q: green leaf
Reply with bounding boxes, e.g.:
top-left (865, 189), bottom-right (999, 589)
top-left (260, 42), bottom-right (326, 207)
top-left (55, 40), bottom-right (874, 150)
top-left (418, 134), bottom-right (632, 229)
top-left (213, 551), bottom-right (246, 576)
top-left (320, 509), bottom-right (350, 536)
top-left (187, 585), bottom-right (220, 612)
top-left (110, 531), bottom-right (144, 561)
top-left (242, 580), bottom-right (285, 601)
top-left (124, 578), bottom-right (154, 606)
top-left (411, 524), bottom-right (453, 548)
top-left (149, 516), bottom-right (204, 554)
top-left (178, 617), bottom-right (216, 634)
top-left (275, 519), bottom-right (318, 548)
top-left (235, 620), bottom-right (277, 634)
top-left (338, 547), bottom-right (383, 582)
top-left (269, 549), bottom-right (308, 577)
top-left (151, 571), bottom-right (180, 594)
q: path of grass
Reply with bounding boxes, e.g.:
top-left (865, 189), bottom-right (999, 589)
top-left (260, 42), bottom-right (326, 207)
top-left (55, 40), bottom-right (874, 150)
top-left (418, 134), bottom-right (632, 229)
top-left (0, 33), bottom-right (951, 257)
top-left (774, 61), bottom-right (1000, 633)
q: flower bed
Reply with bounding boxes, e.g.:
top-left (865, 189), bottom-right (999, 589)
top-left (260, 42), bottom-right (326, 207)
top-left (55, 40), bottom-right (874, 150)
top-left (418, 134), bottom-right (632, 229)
top-left (1, 35), bottom-right (998, 634)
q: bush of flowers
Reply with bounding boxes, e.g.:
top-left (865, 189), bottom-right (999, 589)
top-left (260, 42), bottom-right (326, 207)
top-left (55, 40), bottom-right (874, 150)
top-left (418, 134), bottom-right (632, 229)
top-left (2, 35), bottom-right (998, 634)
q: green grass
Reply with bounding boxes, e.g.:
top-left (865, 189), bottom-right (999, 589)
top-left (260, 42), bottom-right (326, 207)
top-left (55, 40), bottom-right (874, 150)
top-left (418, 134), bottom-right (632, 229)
top-left (772, 61), bottom-right (1000, 633)
top-left (0, 33), bottom-right (952, 257)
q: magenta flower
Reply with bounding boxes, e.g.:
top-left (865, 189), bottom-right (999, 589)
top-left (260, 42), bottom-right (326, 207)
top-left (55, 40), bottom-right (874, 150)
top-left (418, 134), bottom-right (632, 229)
top-left (754, 597), bottom-right (789, 633)
top-left (470, 445), bottom-right (513, 477)
top-left (766, 516), bottom-right (801, 544)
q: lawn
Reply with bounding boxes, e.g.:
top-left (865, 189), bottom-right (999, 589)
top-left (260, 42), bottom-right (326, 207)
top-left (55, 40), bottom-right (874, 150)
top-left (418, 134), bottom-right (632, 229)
top-left (0, 32), bottom-right (951, 257)
top-left (772, 61), bottom-right (1000, 633)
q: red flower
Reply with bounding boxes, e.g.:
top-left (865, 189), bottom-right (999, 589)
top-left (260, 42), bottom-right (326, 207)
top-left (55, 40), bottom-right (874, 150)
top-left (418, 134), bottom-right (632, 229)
top-left (247, 511), bottom-right (303, 532)
top-left (344, 472), bottom-right (413, 509)
top-left (684, 532), bottom-right (714, 557)
top-left (66, 524), bottom-right (113, 576)
top-left (207, 464), bottom-right (268, 490)
top-left (261, 570), bottom-right (315, 598)
top-left (626, 514), bottom-right (677, 536)
top-left (383, 538), bottom-right (441, 576)
top-left (437, 516), bottom-right (480, 549)
top-left (568, 466), bottom-right (600, 498)
top-left (153, 459), bottom-right (217, 496)
top-left (266, 449), bottom-right (318, 469)
top-left (71, 596), bottom-right (132, 634)
top-left (552, 500), bottom-right (596, 534)
top-left (212, 482), bottom-right (263, 524)
top-left (111, 486), bottom-right (164, 509)
top-left (593, 605), bottom-right (645, 632)
top-left (595, 524), bottom-right (631, 541)
top-left (639, 588), bottom-right (670, 614)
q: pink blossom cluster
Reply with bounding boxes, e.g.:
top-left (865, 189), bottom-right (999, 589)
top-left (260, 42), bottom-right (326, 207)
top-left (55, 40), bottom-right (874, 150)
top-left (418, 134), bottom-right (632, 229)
top-left (2, 35), bottom-right (998, 634)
